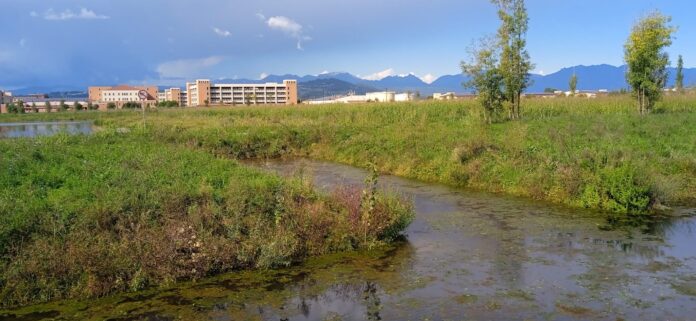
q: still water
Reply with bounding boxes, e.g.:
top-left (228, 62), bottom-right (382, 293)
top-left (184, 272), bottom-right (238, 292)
top-left (0, 121), bottom-right (93, 138)
top-left (2, 159), bottom-right (695, 320)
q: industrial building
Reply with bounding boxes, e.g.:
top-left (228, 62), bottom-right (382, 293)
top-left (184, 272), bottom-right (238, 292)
top-left (305, 91), bottom-right (418, 105)
top-left (185, 79), bottom-right (298, 106)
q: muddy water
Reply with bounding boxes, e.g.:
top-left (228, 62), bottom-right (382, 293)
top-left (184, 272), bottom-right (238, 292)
top-left (2, 159), bottom-right (696, 321)
top-left (0, 121), bottom-right (93, 138)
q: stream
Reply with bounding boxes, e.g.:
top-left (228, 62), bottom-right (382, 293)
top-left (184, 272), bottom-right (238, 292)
top-left (2, 159), bottom-right (695, 320)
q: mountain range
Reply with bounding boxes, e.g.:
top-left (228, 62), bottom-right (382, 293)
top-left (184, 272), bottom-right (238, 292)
top-left (9, 65), bottom-right (696, 100)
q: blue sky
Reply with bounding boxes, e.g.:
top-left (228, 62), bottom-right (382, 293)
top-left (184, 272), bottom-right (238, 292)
top-left (0, 0), bottom-right (694, 89)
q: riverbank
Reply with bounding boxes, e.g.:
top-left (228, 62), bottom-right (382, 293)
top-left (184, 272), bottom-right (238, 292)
top-left (3, 159), bottom-right (695, 320)
top-left (5, 95), bottom-right (694, 216)
top-left (0, 132), bottom-right (414, 307)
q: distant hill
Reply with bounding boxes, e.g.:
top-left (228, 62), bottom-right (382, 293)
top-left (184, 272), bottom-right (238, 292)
top-left (299, 78), bottom-right (378, 100)
top-left (8, 64), bottom-right (696, 97)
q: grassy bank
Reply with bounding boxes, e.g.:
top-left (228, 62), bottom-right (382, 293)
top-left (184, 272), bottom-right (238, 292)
top-left (2, 94), bottom-right (695, 216)
top-left (0, 132), bottom-right (413, 307)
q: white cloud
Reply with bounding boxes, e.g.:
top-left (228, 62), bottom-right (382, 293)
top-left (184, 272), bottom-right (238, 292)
top-left (263, 16), bottom-right (311, 50)
top-left (361, 68), bottom-right (395, 81)
top-left (35, 8), bottom-right (110, 20)
top-left (420, 73), bottom-right (437, 84)
top-left (156, 56), bottom-right (224, 79)
top-left (319, 70), bottom-right (330, 75)
top-left (213, 27), bottom-right (231, 37)
top-left (259, 72), bottom-right (269, 80)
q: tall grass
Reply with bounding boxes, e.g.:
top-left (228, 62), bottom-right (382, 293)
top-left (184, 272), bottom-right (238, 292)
top-left (0, 132), bottom-right (413, 307)
top-left (2, 93), bottom-right (695, 215)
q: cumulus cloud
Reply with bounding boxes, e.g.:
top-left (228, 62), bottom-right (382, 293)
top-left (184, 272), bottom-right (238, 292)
top-left (212, 27), bottom-right (231, 37)
top-left (156, 56), bottom-right (223, 79)
top-left (259, 72), bottom-right (269, 80)
top-left (33, 8), bottom-right (110, 20)
top-left (361, 68), bottom-right (395, 81)
top-left (420, 73), bottom-right (437, 84)
top-left (262, 15), bottom-right (311, 50)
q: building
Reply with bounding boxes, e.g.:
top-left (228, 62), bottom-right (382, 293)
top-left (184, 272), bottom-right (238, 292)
top-left (160, 88), bottom-right (187, 106)
top-left (395, 92), bottom-right (419, 102)
top-left (366, 91), bottom-right (396, 102)
top-left (88, 85), bottom-right (158, 105)
top-left (185, 79), bottom-right (298, 106)
top-left (433, 92), bottom-right (456, 100)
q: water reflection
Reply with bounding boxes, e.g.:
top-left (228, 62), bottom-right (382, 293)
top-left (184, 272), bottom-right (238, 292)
top-left (0, 121), bottom-right (93, 138)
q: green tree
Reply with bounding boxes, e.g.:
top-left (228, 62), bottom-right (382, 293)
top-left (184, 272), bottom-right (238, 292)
top-left (675, 55), bottom-right (684, 93)
top-left (74, 102), bottom-right (83, 112)
top-left (107, 102), bottom-right (117, 110)
top-left (462, 38), bottom-right (505, 124)
top-left (624, 11), bottom-right (675, 114)
top-left (569, 73), bottom-right (578, 96)
top-left (6, 103), bottom-right (17, 114)
top-left (493, 0), bottom-right (534, 120)
top-left (31, 102), bottom-right (38, 113)
top-left (87, 102), bottom-right (95, 110)
top-left (44, 101), bottom-right (52, 113)
top-left (17, 101), bottom-right (25, 114)
top-left (59, 100), bottom-right (68, 112)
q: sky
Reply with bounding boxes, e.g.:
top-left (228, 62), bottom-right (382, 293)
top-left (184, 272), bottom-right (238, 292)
top-left (1, 0), bottom-right (694, 89)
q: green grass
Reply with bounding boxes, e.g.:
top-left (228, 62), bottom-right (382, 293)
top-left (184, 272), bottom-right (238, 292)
top-left (2, 94), bottom-right (695, 217)
top-left (0, 132), bottom-right (413, 307)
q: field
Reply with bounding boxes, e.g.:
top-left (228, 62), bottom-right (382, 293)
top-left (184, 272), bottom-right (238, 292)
top-left (4, 94), bottom-right (695, 214)
top-left (1, 94), bottom-right (695, 306)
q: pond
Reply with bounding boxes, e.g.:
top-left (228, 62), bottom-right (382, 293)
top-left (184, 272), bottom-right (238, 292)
top-left (0, 121), bottom-right (93, 138)
top-left (2, 159), bottom-right (695, 321)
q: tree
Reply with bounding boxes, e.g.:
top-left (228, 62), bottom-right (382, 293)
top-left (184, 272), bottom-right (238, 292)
top-left (17, 101), bottom-right (25, 114)
top-left (6, 103), bottom-right (17, 114)
top-left (74, 102), bottom-right (83, 112)
top-left (494, 0), bottom-right (534, 119)
top-left (676, 55), bottom-right (684, 93)
top-left (31, 102), bottom-right (38, 113)
top-left (59, 100), bottom-right (68, 112)
top-left (462, 38), bottom-right (506, 124)
top-left (107, 102), bottom-right (117, 110)
top-left (45, 101), bottom-right (52, 113)
top-left (204, 99), bottom-right (209, 107)
top-left (87, 102), bottom-right (95, 110)
top-left (569, 73), bottom-right (578, 96)
top-left (624, 11), bottom-right (675, 115)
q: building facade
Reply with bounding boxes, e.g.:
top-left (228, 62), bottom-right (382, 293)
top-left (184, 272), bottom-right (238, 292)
top-left (186, 79), bottom-right (298, 106)
top-left (88, 85), bottom-right (158, 104)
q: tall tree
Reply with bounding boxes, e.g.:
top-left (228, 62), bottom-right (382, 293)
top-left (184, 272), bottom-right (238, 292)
top-left (462, 38), bottom-right (505, 124)
top-left (624, 11), bottom-right (675, 115)
top-left (44, 101), bottom-right (52, 113)
top-left (569, 73), bottom-right (578, 96)
top-left (676, 55), bottom-right (684, 93)
top-left (494, 0), bottom-right (534, 120)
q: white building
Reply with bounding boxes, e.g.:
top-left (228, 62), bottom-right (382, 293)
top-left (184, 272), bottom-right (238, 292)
top-left (395, 92), bottom-right (419, 102)
top-left (366, 91), bottom-right (396, 102)
top-left (433, 92), bottom-right (456, 100)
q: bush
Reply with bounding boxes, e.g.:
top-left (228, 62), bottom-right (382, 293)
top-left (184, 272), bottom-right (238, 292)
top-left (0, 133), bottom-right (414, 307)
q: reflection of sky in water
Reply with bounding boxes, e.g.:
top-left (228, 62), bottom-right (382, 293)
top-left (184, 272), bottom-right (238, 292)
top-left (0, 121), bottom-right (93, 138)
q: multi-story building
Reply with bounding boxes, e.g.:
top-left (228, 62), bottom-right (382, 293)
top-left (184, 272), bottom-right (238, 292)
top-left (186, 79), bottom-right (298, 106)
top-left (88, 85), bottom-right (158, 105)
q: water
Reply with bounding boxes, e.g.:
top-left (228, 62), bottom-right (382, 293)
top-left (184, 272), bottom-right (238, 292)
top-left (2, 159), bottom-right (696, 320)
top-left (0, 121), bottom-right (93, 138)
